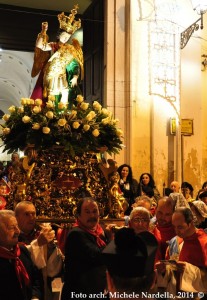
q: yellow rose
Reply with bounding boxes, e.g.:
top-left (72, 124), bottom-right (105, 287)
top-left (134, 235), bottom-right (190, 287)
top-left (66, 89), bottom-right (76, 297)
top-left (58, 119), bottom-right (67, 126)
top-left (83, 124), bottom-right (90, 131)
top-left (93, 101), bottom-right (102, 111)
top-left (35, 99), bottom-right (42, 106)
top-left (80, 102), bottom-right (89, 110)
top-left (116, 129), bottom-right (123, 136)
top-left (21, 98), bottom-right (27, 105)
top-left (101, 108), bottom-right (110, 116)
top-left (18, 107), bottom-right (24, 113)
top-left (30, 99), bottom-right (35, 105)
top-left (8, 105), bottom-right (16, 113)
top-left (113, 118), bottom-right (119, 124)
top-left (33, 106), bottom-right (41, 114)
top-left (32, 123), bottom-right (40, 130)
top-left (26, 98), bottom-right (31, 105)
top-left (2, 114), bottom-right (10, 121)
top-left (101, 117), bottom-right (110, 125)
top-left (73, 121), bottom-right (80, 129)
top-left (85, 111), bottom-right (96, 121)
top-left (58, 102), bottom-right (66, 110)
top-left (3, 127), bottom-right (11, 135)
top-left (48, 95), bottom-right (56, 101)
top-left (42, 127), bottom-right (50, 134)
top-left (92, 129), bottom-right (100, 137)
top-left (46, 111), bottom-right (54, 119)
top-left (46, 101), bottom-right (54, 108)
top-left (22, 116), bottom-right (31, 123)
top-left (70, 110), bottom-right (77, 119)
top-left (76, 95), bottom-right (84, 103)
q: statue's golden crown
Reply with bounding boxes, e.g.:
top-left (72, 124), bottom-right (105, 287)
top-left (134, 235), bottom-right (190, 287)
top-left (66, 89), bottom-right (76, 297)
top-left (58, 4), bottom-right (81, 34)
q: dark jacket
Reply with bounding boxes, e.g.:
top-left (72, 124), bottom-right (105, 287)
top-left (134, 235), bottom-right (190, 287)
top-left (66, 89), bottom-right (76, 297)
top-left (0, 244), bottom-right (43, 300)
top-left (61, 227), bottom-right (107, 299)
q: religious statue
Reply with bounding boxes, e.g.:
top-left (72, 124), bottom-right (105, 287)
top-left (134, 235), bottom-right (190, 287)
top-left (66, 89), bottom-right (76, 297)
top-left (31, 4), bottom-right (84, 108)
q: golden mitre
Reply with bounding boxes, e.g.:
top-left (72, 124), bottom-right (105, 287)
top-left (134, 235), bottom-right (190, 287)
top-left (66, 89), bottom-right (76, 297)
top-left (58, 4), bottom-right (81, 34)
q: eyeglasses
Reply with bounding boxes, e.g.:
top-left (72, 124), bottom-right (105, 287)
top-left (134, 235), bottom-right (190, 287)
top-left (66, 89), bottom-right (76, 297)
top-left (131, 218), bottom-right (149, 223)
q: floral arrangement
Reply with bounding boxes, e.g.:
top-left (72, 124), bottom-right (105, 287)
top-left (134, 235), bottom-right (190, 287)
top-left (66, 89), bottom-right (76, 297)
top-left (0, 95), bottom-right (123, 157)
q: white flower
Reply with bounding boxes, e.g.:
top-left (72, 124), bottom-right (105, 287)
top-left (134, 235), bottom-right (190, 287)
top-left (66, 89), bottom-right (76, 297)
top-left (2, 114), bottom-right (10, 121)
top-left (83, 124), bottom-right (90, 131)
top-left (42, 127), bottom-right (50, 134)
top-left (58, 102), bottom-right (66, 110)
top-left (46, 111), bottom-right (54, 119)
top-left (73, 121), bottom-right (80, 129)
top-left (93, 101), bottom-right (102, 111)
top-left (85, 111), bottom-right (96, 121)
top-left (8, 105), bottom-right (16, 113)
top-left (80, 102), bottom-right (89, 110)
top-left (3, 127), bottom-right (11, 135)
top-left (58, 119), bottom-right (67, 126)
top-left (92, 129), bottom-right (100, 137)
top-left (22, 116), bottom-right (31, 123)
top-left (76, 95), bottom-right (84, 103)
top-left (46, 101), bottom-right (54, 108)
top-left (32, 123), bottom-right (40, 130)
top-left (33, 106), bottom-right (41, 114)
top-left (35, 99), bottom-right (42, 106)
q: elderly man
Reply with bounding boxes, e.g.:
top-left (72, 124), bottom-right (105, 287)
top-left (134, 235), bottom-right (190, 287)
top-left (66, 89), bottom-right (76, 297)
top-left (61, 197), bottom-right (111, 299)
top-left (0, 210), bottom-right (43, 300)
top-left (15, 201), bottom-right (63, 300)
top-left (129, 206), bottom-right (151, 234)
top-left (156, 207), bottom-right (207, 296)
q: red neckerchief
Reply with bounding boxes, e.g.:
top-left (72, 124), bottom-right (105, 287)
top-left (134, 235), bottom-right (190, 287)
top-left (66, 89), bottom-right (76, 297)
top-left (0, 244), bottom-right (30, 288)
top-left (73, 219), bottom-right (106, 248)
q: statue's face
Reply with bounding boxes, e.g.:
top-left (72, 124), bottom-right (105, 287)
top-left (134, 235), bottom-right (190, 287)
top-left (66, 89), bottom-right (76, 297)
top-left (59, 31), bottom-right (71, 43)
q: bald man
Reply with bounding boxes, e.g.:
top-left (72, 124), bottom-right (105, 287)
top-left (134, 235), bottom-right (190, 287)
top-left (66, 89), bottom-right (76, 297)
top-left (151, 197), bottom-right (176, 260)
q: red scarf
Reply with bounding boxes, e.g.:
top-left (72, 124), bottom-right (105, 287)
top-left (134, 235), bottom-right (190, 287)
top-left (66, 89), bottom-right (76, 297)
top-left (0, 244), bottom-right (30, 288)
top-left (73, 219), bottom-right (106, 248)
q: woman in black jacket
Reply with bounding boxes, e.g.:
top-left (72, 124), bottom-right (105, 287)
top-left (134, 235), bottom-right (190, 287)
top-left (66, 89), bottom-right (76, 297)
top-left (117, 164), bottom-right (138, 215)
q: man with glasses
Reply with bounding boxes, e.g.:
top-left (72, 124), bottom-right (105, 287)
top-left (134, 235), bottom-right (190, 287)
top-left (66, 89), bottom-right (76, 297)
top-left (129, 207), bottom-right (151, 234)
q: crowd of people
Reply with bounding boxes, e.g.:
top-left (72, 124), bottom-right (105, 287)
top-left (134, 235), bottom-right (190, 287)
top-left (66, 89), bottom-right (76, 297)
top-left (1, 154), bottom-right (207, 300)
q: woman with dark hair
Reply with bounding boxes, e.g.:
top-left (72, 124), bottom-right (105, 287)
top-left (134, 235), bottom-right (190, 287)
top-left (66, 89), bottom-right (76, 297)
top-left (181, 181), bottom-right (194, 202)
top-left (138, 173), bottom-right (160, 201)
top-left (202, 181), bottom-right (207, 190)
top-left (117, 164), bottom-right (138, 215)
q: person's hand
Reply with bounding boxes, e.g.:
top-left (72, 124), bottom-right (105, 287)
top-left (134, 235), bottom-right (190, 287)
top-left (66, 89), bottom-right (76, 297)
top-left (37, 225), bottom-right (55, 246)
top-left (104, 224), bottom-right (118, 241)
top-left (41, 22), bottom-right (48, 32)
top-left (70, 76), bottom-right (78, 87)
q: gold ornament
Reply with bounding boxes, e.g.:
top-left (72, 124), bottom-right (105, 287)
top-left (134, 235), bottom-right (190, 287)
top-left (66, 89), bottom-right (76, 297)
top-left (58, 4), bottom-right (81, 34)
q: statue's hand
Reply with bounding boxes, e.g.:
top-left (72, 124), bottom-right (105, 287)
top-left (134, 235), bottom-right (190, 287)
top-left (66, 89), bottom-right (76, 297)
top-left (41, 22), bottom-right (48, 32)
top-left (70, 76), bottom-right (78, 87)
